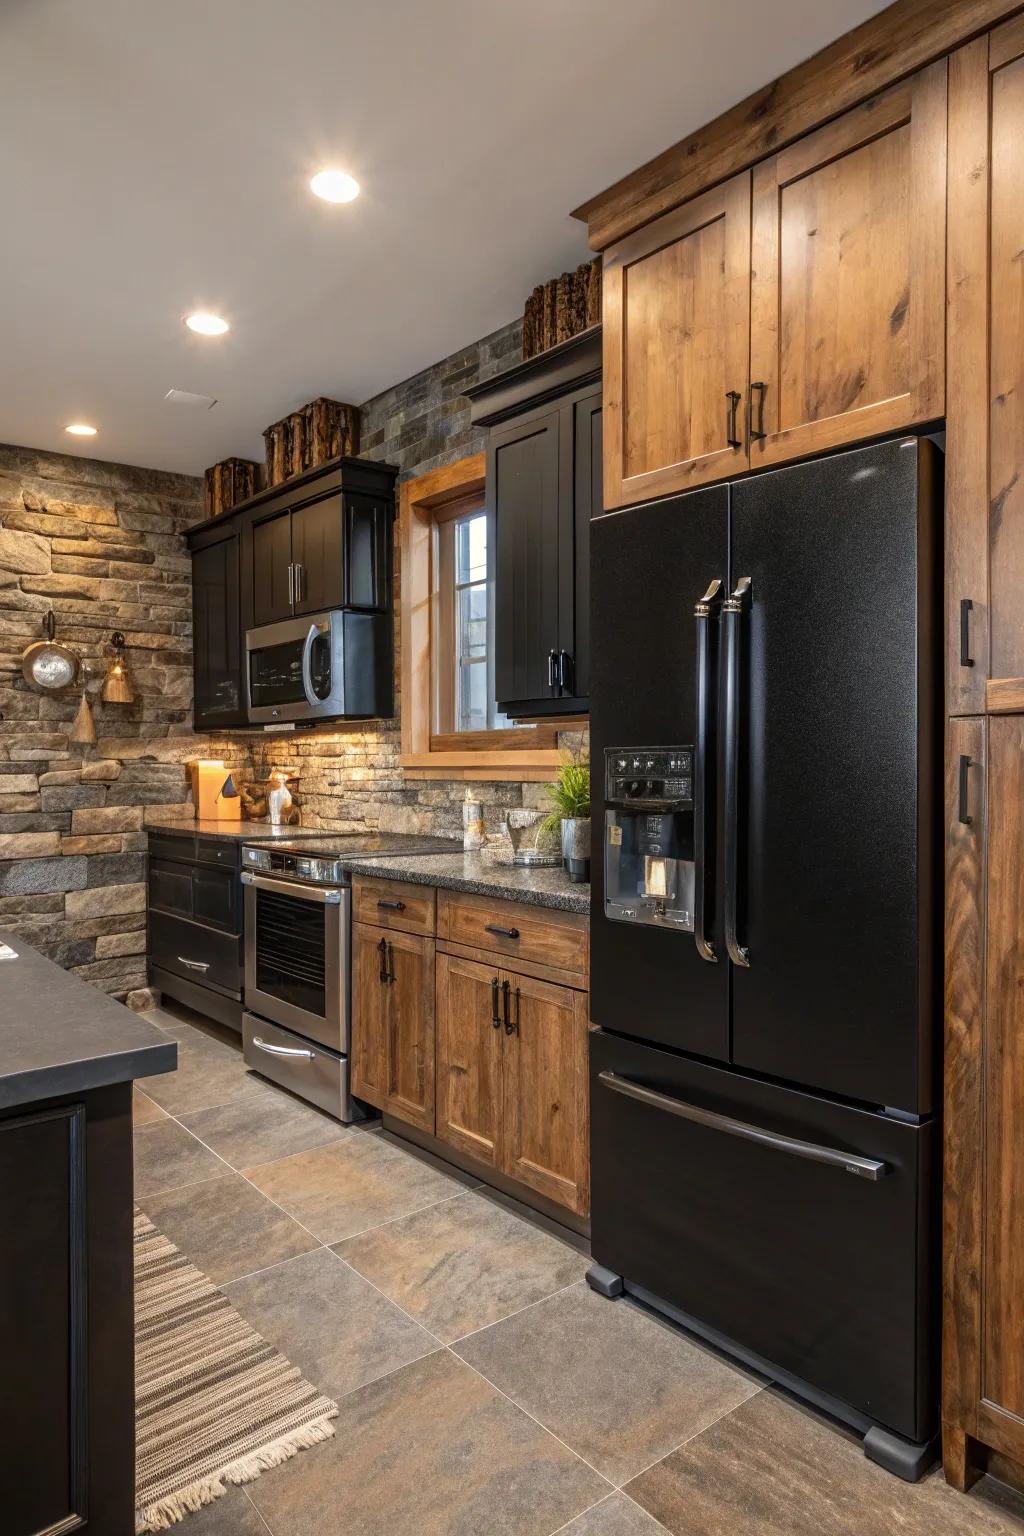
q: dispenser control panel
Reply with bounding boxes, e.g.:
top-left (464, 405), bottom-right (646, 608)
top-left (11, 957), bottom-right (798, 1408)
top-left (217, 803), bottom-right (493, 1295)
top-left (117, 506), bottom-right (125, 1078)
top-left (605, 748), bottom-right (693, 805)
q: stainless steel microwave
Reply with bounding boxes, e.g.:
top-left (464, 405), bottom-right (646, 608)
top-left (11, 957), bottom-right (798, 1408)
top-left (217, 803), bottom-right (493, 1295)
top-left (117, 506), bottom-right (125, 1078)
top-left (245, 609), bottom-right (393, 725)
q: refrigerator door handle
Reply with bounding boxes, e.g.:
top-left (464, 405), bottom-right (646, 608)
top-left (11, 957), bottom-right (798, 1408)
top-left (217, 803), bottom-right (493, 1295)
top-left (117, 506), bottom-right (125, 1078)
top-left (693, 579), bottom-right (724, 962)
top-left (722, 576), bottom-right (752, 968)
top-left (598, 1072), bottom-right (889, 1181)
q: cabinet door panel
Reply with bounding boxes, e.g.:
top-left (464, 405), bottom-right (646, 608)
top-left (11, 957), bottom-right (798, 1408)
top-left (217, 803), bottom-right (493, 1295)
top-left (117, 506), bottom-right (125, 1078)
top-left (351, 922), bottom-right (389, 1111)
top-left (191, 532), bottom-right (245, 729)
top-left (292, 494), bottom-right (344, 615)
top-left (501, 972), bottom-right (589, 1214)
top-left (491, 411), bottom-right (561, 711)
top-left (983, 717), bottom-right (1024, 1435)
top-left (750, 63), bottom-right (946, 464)
top-left (252, 511), bottom-right (293, 625)
top-left (989, 43), bottom-right (1024, 682)
top-left (346, 492), bottom-right (390, 610)
top-left (386, 929), bottom-right (435, 1134)
top-left (191, 864), bottom-right (238, 933)
top-left (435, 952), bottom-right (502, 1167)
top-left (148, 858), bottom-right (193, 920)
top-left (603, 170), bottom-right (751, 508)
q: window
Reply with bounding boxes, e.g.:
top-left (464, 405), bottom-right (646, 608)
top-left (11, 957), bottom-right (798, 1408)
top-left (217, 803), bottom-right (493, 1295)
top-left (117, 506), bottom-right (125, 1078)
top-left (398, 454), bottom-right (562, 780)
top-left (434, 504), bottom-right (509, 735)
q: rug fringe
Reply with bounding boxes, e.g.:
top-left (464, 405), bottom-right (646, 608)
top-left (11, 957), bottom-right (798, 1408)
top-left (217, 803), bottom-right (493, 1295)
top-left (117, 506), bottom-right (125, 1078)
top-left (135, 1415), bottom-right (337, 1532)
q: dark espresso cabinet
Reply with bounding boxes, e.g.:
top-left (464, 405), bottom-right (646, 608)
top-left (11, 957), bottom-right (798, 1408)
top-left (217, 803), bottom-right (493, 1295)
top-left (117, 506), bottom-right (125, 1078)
top-left (147, 829), bottom-right (245, 1030)
top-left (185, 456), bottom-right (398, 730)
top-left (467, 327), bottom-right (601, 718)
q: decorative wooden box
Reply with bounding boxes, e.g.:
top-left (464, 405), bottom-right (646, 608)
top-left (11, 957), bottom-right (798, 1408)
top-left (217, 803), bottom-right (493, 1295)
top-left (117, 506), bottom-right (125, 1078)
top-left (203, 457), bottom-right (261, 518)
top-left (262, 397), bottom-right (360, 488)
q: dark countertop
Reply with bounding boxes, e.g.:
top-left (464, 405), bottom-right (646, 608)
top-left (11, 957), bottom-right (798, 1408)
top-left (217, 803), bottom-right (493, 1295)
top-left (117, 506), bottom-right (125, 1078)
top-left (146, 817), bottom-right (314, 843)
top-left (344, 850), bottom-right (590, 915)
top-left (0, 937), bottom-right (176, 1111)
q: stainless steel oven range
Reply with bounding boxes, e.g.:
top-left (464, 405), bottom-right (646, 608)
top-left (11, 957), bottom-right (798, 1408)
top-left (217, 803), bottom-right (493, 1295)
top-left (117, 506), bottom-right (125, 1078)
top-left (240, 834), bottom-right (454, 1120)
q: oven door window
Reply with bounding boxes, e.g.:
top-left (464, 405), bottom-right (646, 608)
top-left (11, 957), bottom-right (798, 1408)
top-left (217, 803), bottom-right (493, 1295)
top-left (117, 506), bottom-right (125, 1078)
top-left (249, 640), bottom-right (303, 709)
top-left (253, 886), bottom-right (327, 1018)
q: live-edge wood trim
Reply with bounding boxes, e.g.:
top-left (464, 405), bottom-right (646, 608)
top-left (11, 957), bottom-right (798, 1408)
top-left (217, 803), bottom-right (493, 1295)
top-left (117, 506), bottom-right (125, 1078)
top-left (571, 0), bottom-right (1024, 251)
top-left (399, 454), bottom-right (562, 779)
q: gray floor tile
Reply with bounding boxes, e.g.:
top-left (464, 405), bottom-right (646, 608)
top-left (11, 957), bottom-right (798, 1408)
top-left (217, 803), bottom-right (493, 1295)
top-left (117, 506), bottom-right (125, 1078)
top-left (246, 1348), bottom-right (609, 1536)
top-left (133, 1117), bottom-right (227, 1198)
top-left (225, 1246), bottom-right (440, 1402)
top-left (334, 1190), bottom-right (586, 1343)
top-left (137, 1031), bottom-right (268, 1115)
top-left (139, 1172), bottom-right (318, 1286)
top-left (179, 1089), bottom-right (346, 1169)
top-left (556, 1494), bottom-right (670, 1535)
top-left (624, 1391), bottom-right (1024, 1536)
top-left (132, 1086), bottom-right (168, 1127)
top-left (454, 1283), bottom-right (761, 1486)
top-left (243, 1132), bottom-right (464, 1244)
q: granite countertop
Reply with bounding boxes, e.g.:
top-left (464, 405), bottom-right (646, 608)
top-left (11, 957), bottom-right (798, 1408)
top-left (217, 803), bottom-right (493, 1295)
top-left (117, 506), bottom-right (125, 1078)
top-left (344, 850), bottom-right (591, 915)
top-left (146, 818), bottom-right (312, 843)
top-left (0, 937), bottom-right (176, 1110)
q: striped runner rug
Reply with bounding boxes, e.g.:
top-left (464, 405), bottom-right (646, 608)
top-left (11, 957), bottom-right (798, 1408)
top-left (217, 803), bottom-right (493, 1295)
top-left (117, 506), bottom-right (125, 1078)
top-left (134, 1210), bottom-right (338, 1532)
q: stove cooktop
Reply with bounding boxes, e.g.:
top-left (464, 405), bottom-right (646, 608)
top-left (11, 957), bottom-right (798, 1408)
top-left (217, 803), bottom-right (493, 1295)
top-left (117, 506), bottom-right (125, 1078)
top-left (240, 833), bottom-right (460, 886)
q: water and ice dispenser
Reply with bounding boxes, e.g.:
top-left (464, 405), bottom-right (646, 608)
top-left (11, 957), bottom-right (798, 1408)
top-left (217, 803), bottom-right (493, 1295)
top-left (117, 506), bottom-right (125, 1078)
top-left (604, 747), bottom-right (695, 930)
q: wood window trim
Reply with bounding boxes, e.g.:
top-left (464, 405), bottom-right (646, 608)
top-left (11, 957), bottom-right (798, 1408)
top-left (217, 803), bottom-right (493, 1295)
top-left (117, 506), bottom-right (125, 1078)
top-left (398, 453), bottom-right (564, 781)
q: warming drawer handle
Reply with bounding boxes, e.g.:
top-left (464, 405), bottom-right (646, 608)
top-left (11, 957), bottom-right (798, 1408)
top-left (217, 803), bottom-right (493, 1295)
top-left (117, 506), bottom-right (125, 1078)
top-left (722, 576), bottom-right (752, 968)
top-left (598, 1072), bottom-right (888, 1181)
top-left (693, 578), bottom-right (723, 964)
top-left (251, 1035), bottom-right (316, 1062)
top-left (176, 956), bottom-right (210, 973)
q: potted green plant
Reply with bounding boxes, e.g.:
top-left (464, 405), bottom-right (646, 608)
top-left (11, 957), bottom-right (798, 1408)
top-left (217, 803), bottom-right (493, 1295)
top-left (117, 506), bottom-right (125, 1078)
top-left (541, 753), bottom-right (591, 882)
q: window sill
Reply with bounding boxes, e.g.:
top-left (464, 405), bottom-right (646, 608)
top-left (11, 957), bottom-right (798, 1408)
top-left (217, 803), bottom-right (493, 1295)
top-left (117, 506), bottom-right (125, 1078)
top-left (399, 748), bottom-right (562, 782)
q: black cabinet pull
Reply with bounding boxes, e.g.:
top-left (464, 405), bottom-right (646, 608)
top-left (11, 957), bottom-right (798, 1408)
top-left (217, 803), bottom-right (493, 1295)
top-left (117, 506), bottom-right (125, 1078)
top-left (749, 381), bottom-right (767, 442)
top-left (557, 650), bottom-right (574, 693)
top-left (377, 935), bottom-right (389, 984)
top-left (547, 650), bottom-right (558, 690)
top-left (958, 755), bottom-right (974, 826)
top-left (505, 983), bottom-right (520, 1037)
top-left (377, 898), bottom-right (406, 912)
top-left (490, 977), bottom-right (502, 1029)
top-left (960, 598), bottom-right (975, 668)
top-left (501, 979), bottom-right (513, 1034)
top-left (725, 390), bottom-right (742, 449)
top-left (387, 942), bottom-right (396, 984)
top-left (485, 923), bottom-right (520, 940)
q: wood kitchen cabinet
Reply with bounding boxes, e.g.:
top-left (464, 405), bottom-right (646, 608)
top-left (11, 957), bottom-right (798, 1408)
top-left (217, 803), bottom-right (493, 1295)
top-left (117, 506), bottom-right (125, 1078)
top-left (434, 951), bottom-right (503, 1167)
top-left (466, 327), bottom-right (601, 718)
top-left (600, 62), bottom-right (946, 506)
top-left (350, 922), bottom-right (435, 1135)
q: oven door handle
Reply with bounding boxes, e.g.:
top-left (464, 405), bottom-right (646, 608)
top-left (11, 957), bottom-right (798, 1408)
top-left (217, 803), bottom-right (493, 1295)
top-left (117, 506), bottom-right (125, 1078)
top-left (241, 871), bottom-right (343, 904)
top-left (300, 622), bottom-right (326, 708)
top-left (251, 1035), bottom-right (316, 1062)
top-left (598, 1072), bottom-right (887, 1180)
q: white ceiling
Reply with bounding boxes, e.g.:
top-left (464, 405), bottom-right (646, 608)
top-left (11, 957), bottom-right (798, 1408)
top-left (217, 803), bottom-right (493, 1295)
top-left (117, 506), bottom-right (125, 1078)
top-left (0, 0), bottom-right (885, 476)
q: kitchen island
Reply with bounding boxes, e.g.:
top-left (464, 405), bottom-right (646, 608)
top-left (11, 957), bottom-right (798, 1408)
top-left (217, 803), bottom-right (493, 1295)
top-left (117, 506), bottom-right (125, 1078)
top-left (0, 938), bottom-right (176, 1536)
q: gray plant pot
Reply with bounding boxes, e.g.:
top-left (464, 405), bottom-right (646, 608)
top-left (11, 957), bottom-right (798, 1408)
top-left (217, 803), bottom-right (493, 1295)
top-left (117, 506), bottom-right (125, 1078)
top-left (560, 816), bottom-right (591, 884)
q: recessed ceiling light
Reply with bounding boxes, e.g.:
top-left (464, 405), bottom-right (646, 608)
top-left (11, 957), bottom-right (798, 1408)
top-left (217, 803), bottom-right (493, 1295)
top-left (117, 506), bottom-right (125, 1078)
top-left (185, 311), bottom-right (229, 336)
top-left (310, 169), bottom-right (360, 204)
top-left (65, 423), bottom-right (97, 437)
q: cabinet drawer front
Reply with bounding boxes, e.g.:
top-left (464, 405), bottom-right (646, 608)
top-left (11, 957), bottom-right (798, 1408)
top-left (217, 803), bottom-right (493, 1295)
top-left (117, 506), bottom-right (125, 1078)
top-left (352, 877), bottom-right (436, 935)
top-left (148, 911), bottom-right (242, 996)
top-left (195, 837), bottom-right (239, 869)
top-left (148, 858), bottom-right (193, 920)
top-left (192, 864), bottom-right (240, 934)
top-left (148, 832), bottom-right (196, 863)
top-left (439, 890), bottom-right (586, 975)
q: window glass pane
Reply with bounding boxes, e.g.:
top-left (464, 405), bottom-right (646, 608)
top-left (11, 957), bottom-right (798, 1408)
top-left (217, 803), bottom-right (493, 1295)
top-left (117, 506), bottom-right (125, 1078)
top-left (457, 658), bottom-right (488, 732)
top-left (457, 583), bottom-right (488, 660)
top-left (456, 512), bottom-right (488, 585)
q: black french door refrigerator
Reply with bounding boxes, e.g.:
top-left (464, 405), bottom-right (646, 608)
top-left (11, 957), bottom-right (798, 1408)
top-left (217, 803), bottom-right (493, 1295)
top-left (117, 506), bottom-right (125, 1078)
top-left (588, 437), bottom-right (940, 1481)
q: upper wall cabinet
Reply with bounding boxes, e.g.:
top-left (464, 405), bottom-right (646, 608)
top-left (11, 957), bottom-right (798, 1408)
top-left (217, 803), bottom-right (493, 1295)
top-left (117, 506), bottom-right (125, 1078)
top-left (602, 173), bottom-right (752, 509)
top-left (467, 328), bottom-right (601, 718)
top-left (190, 520), bottom-right (246, 731)
top-left (250, 484), bottom-right (392, 629)
top-left (601, 62), bottom-right (947, 508)
top-left (749, 63), bottom-right (947, 466)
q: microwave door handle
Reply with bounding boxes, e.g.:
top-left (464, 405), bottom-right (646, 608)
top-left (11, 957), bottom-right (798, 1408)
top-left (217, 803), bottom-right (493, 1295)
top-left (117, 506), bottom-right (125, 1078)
top-left (300, 622), bottom-right (323, 708)
top-left (722, 577), bottom-right (752, 968)
top-left (693, 579), bottom-right (723, 963)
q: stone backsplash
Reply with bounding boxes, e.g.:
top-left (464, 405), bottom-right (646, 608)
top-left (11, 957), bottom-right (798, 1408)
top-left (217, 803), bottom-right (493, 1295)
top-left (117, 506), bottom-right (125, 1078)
top-left (0, 316), bottom-right (586, 1001)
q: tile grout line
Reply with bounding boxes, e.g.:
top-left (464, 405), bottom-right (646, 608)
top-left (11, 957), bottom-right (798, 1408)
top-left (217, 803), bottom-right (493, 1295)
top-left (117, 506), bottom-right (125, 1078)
top-left (616, 1382), bottom-right (766, 1490)
top-left (446, 1275), bottom-right (588, 1349)
top-left (545, 1492), bottom-right (618, 1536)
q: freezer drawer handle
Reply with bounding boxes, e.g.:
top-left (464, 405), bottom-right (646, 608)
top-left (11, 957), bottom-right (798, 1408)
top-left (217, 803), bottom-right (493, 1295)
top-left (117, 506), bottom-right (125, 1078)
top-left (598, 1072), bottom-right (888, 1181)
top-left (251, 1035), bottom-right (316, 1062)
top-left (722, 576), bottom-right (752, 968)
top-left (693, 578), bottom-right (723, 963)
